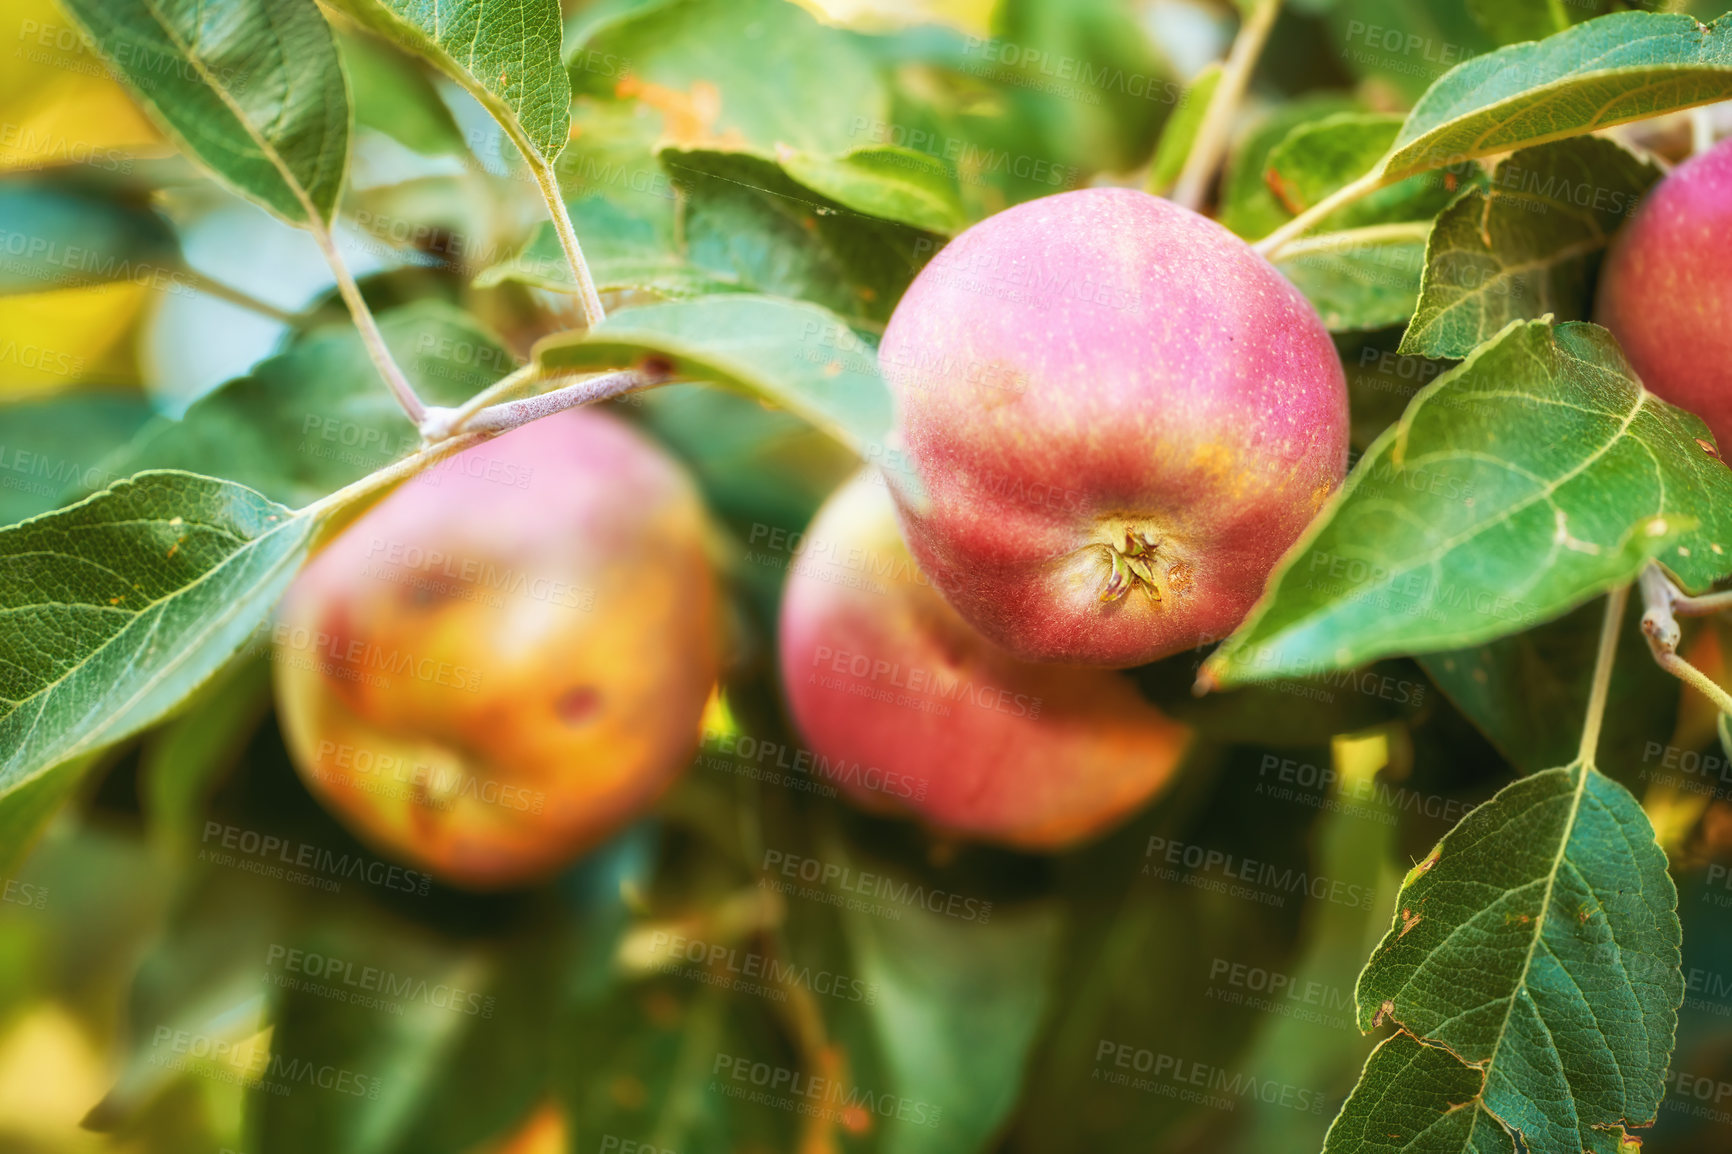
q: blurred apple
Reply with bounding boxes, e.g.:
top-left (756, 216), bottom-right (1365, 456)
top-left (779, 471), bottom-right (1192, 850)
top-left (274, 408), bottom-right (720, 889)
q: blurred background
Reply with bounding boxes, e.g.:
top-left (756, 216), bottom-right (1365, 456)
top-left (5, 0), bottom-right (1732, 1151)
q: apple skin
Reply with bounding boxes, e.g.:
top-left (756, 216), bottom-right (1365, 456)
top-left (274, 408), bottom-right (719, 890)
top-left (779, 471), bottom-right (1192, 850)
top-left (880, 186), bottom-right (1349, 667)
top-left (1595, 136), bottom-right (1732, 448)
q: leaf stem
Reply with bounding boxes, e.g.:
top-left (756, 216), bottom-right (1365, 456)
top-left (1639, 562), bottom-right (1732, 716)
top-left (1252, 167), bottom-right (1391, 260)
top-left (1578, 583), bottom-right (1630, 766)
top-left (306, 219), bottom-right (427, 426)
top-left (175, 265), bottom-right (303, 324)
top-left (1169, 0), bottom-right (1283, 213)
top-left (301, 427), bottom-right (487, 525)
top-left (529, 157), bottom-right (606, 330)
top-left (1267, 220), bottom-right (1434, 260)
top-left (451, 369), bottom-right (649, 435)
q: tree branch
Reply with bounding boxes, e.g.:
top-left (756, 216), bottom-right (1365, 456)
top-left (1640, 562), bottom-right (1732, 717)
top-left (1578, 582), bottom-right (1630, 765)
top-left (529, 157), bottom-right (606, 330)
top-left (1252, 167), bottom-right (1391, 260)
top-left (307, 218), bottom-right (426, 426)
top-left (1169, 0), bottom-right (1283, 213)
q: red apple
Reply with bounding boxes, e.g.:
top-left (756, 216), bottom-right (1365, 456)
top-left (1596, 136), bottom-right (1732, 448)
top-left (779, 471), bottom-right (1192, 850)
top-left (880, 186), bottom-right (1349, 667)
top-left (274, 408), bottom-right (720, 889)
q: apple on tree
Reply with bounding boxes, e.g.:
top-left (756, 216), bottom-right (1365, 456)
top-left (880, 186), bottom-right (1350, 668)
top-left (1596, 135), bottom-right (1732, 448)
top-left (779, 470), bottom-right (1193, 850)
top-left (273, 408), bottom-right (720, 890)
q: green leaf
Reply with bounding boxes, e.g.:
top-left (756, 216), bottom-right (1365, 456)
top-left (1273, 223), bottom-right (1431, 332)
top-left (1400, 138), bottom-right (1661, 359)
top-left (778, 146), bottom-right (968, 236)
top-left (1326, 764), bottom-right (1682, 1154)
top-left (0, 178), bottom-right (181, 296)
top-left (1322, 1033), bottom-right (1509, 1154)
top-left (474, 192), bottom-right (734, 298)
top-left (140, 656), bottom-right (272, 859)
top-left (333, 23), bottom-right (467, 157)
top-left (0, 472), bottom-right (316, 813)
top-left (1419, 593), bottom-right (1679, 777)
top-left (1146, 62), bottom-right (1221, 197)
top-left (667, 149), bottom-right (931, 325)
top-left (0, 392), bottom-right (153, 525)
top-left (1266, 113), bottom-right (1465, 232)
top-left (57, 0), bottom-right (349, 227)
top-left (1386, 11), bottom-right (1732, 182)
top-left (327, 0), bottom-right (571, 166)
top-left (843, 896), bottom-right (1061, 1154)
top-left (1466, 0), bottom-right (1568, 45)
top-left (1219, 95), bottom-right (1362, 241)
top-left (535, 295), bottom-right (892, 456)
top-left (570, 0), bottom-right (886, 158)
top-left (107, 302), bottom-right (512, 507)
top-left (1202, 321), bottom-right (1732, 688)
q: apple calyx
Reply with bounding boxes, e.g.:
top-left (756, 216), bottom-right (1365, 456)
top-left (1095, 524), bottom-right (1193, 606)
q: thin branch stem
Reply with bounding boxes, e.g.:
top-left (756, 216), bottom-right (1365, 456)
top-left (529, 157), bottom-right (606, 330)
top-left (1252, 167), bottom-right (1391, 260)
top-left (1578, 583), bottom-right (1630, 766)
top-left (176, 265), bottom-right (302, 324)
top-left (307, 219), bottom-right (426, 426)
top-left (1267, 220), bottom-right (1434, 259)
top-left (453, 370), bottom-right (647, 435)
top-left (418, 362), bottom-right (547, 441)
top-left (1639, 562), bottom-right (1732, 717)
top-left (302, 428), bottom-right (486, 524)
top-left (1672, 587), bottom-right (1732, 617)
top-left (1169, 0), bottom-right (1282, 213)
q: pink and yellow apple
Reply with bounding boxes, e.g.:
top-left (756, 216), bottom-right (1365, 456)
top-left (880, 187), bottom-right (1349, 667)
top-left (779, 471), bottom-right (1192, 850)
top-left (1596, 136), bottom-right (1732, 448)
top-left (273, 408), bottom-right (720, 889)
